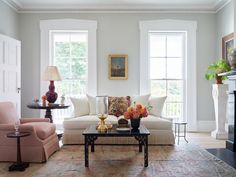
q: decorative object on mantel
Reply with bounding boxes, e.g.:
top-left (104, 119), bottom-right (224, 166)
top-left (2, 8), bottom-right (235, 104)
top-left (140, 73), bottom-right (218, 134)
top-left (124, 103), bottom-right (149, 131)
top-left (211, 84), bottom-right (228, 140)
top-left (96, 96), bottom-right (108, 132)
top-left (205, 59), bottom-right (231, 84)
top-left (108, 54), bottom-right (128, 80)
top-left (222, 32), bottom-right (234, 65)
top-left (229, 48), bottom-right (236, 70)
top-left (41, 95), bottom-right (47, 106)
top-left (43, 66), bottom-right (62, 103)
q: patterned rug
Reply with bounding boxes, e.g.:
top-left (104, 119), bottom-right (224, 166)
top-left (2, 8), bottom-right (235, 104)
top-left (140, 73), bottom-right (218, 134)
top-left (0, 144), bottom-right (236, 177)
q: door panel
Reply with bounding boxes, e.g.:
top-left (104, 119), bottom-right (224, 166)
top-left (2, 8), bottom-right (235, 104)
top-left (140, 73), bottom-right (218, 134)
top-left (0, 35), bottom-right (21, 116)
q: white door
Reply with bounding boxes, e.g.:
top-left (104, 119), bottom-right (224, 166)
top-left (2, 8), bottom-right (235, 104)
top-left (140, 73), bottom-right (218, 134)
top-left (0, 34), bottom-right (21, 116)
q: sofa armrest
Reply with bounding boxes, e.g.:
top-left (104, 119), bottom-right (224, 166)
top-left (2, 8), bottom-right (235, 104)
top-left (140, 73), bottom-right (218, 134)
top-left (0, 124), bottom-right (43, 144)
top-left (63, 117), bottom-right (76, 120)
top-left (160, 116), bottom-right (173, 122)
top-left (20, 118), bottom-right (50, 124)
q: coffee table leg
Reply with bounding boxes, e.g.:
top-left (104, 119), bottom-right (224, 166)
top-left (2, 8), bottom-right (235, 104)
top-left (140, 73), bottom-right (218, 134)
top-left (91, 141), bottom-right (95, 152)
top-left (139, 142), bottom-right (142, 152)
top-left (85, 136), bottom-right (89, 167)
top-left (144, 136), bottom-right (148, 167)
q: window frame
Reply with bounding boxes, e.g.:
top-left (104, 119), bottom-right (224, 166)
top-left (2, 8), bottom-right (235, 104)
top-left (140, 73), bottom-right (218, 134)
top-left (139, 19), bottom-right (197, 131)
top-left (50, 30), bottom-right (89, 96)
top-left (40, 19), bottom-right (97, 98)
top-left (149, 31), bottom-right (186, 121)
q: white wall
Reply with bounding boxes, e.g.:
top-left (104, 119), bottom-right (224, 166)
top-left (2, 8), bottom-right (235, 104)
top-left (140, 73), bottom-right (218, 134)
top-left (216, 1), bottom-right (234, 58)
top-left (0, 1), bottom-right (19, 39)
top-left (19, 13), bottom-right (216, 121)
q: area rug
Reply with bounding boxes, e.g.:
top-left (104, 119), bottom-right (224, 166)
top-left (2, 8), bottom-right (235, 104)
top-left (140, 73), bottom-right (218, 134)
top-left (0, 144), bottom-right (236, 177)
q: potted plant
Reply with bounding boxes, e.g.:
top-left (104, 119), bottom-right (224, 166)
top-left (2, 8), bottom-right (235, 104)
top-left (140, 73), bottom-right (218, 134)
top-left (205, 59), bottom-right (231, 84)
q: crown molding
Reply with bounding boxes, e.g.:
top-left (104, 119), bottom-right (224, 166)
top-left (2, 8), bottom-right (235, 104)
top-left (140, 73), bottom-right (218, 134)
top-left (2, 0), bottom-right (232, 14)
top-left (2, 0), bottom-right (22, 11)
top-left (215, 0), bottom-right (232, 13)
top-left (17, 10), bottom-right (216, 14)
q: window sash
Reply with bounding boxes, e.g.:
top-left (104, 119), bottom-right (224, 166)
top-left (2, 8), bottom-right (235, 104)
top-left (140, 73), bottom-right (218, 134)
top-left (149, 32), bottom-right (186, 121)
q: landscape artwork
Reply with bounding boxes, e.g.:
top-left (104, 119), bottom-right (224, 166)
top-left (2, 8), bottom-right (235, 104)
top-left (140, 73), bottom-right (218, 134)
top-left (108, 55), bottom-right (128, 80)
top-left (222, 32), bottom-right (234, 65)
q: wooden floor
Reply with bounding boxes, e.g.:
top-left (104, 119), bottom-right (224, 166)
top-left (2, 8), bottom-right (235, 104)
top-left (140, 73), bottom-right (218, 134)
top-left (179, 132), bottom-right (226, 149)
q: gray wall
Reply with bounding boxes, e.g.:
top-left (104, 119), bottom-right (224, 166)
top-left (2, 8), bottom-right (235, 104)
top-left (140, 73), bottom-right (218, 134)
top-left (216, 1), bottom-right (234, 58)
top-left (0, 1), bottom-right (19, 39)
top-left (19, 13), bottom-right (217, 121)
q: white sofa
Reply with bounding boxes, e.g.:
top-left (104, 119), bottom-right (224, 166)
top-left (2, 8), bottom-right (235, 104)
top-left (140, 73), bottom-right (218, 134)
top-left (62, 95), bottom-right (175, 145)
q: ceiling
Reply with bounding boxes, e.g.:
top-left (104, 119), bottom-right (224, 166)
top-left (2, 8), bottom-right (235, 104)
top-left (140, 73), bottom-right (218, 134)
top-left (4, 0), bottom-right (231, 12)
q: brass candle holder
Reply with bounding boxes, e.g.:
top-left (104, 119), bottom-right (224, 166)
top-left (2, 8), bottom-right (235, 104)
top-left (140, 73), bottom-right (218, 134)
top-left (96, 96), bottom-right (108, 133)
top-left (97, 114), bottom-right (108, 132)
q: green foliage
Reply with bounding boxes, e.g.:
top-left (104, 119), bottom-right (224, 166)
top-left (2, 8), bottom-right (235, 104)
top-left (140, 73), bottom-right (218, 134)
top-left (54, 41), bottom-right (87, 96)
top-left (205, 59), bottom-right (231, 81)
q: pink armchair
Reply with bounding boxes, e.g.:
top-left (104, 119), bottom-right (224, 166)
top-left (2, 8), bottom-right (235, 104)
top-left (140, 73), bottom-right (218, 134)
top-left (0, 102), bottom-right (59, 162)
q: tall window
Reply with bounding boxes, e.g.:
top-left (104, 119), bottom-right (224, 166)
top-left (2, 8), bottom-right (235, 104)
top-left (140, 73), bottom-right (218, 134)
top-left (140, 20), bottom-right (197, 130)
top-left (51, 31), bottom-right (88, 97)
top-left (149, 32), bottom-right (186, 121)
top-left (40, 19), bottom-right (97, 128)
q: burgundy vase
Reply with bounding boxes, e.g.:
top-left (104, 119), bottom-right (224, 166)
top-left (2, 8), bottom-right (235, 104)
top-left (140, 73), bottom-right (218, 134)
top-left (46, 80), bottom-right (58, 103)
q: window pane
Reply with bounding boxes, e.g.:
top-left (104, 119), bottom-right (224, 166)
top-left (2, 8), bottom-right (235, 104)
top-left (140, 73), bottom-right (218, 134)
top-left (151, 80), bottom-right (166, 96)
top-left (70, 33), bottom-right (87, 43)
top-left (71, 58), bottom-right (87, 79)
top-left (54, 58), bottom-right (70, 79)
top-left (167, 35), bottom-right (183, 57)
top-left (55, 42), bottom-right (70, 58)
top-left (167, 58), bottom-right (183, 79)
top-left (165, 103), bottom-right (182, 118)
top-left (150, 58), bottom-right (166, 79)
top-left (54, 33), bottom-right (70, 42)
top-left (167, 80), bottom-right (183, 102)
top-left (150, 34), bottom-right (166, 57)
top-left (71, 42), bottom-right (87, 58)
top-left (55, 80), bottom-right (86, 97)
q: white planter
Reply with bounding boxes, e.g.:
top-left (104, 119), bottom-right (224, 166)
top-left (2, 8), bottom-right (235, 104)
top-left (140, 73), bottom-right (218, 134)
top-left (211, 84), bottom-right (228, 139)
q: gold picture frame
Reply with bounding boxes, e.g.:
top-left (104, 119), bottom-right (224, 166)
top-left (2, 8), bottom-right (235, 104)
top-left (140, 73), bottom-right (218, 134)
top-left (108, 54), bottom-right (128, 80)
top-left (222, 32), bottom-right (234, 65)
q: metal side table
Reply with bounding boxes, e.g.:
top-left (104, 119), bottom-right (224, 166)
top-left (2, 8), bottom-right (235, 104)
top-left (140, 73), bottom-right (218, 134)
top-left (174, 122), bottom-right (188, 145)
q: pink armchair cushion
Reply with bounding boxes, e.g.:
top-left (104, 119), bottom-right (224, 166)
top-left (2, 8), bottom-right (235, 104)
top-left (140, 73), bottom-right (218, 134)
top-left (0, 102), bottom-right (19, 124)
top-left (23, 122), bottom-right (56, 140)
top-left (20, 118), bottom-right (50, 124)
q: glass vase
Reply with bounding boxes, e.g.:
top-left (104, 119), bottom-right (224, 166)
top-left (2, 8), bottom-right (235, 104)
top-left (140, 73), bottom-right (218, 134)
top-left (96, 96), bottom-right (108, 132)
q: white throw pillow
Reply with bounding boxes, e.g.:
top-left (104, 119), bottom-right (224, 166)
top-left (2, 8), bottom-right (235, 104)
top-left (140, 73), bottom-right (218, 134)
top-left (86, 94), bottom-right (97, 115)
top-left (132, 94), bottom-right (150, 106)
top-left (70, 96), bottom-right (89, 117)
top-left (148, 96), bottom-right (167, 117)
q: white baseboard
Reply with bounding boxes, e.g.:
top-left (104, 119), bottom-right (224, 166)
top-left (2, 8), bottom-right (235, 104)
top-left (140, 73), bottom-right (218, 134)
top-left (197, 120), bottom-right (215, 132)
top-left (196, 120), bottom-right (228, 132)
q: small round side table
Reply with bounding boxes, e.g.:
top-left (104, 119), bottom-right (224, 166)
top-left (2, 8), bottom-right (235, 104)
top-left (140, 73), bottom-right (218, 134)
top-left (27, 103), bottom-right (69, 123)
top-left (174, 122), bottom-right (188, 145)
top-left (6, 132), bottom-right (31, 171)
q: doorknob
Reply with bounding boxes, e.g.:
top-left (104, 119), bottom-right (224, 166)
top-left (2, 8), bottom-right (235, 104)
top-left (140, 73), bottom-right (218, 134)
top-left (17, 88), bottom-right (21, 93)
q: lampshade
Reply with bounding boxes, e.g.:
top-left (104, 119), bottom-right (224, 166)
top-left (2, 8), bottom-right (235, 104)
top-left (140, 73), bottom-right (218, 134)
top-left (43, 66), bottom-right (62, 81)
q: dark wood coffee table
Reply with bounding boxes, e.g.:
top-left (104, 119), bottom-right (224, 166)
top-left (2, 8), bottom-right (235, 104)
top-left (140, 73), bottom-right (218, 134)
top-left (82, 124), bottom-right (150, 167)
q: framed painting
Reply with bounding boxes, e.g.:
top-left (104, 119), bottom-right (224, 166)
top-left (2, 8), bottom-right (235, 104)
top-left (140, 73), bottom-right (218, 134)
top-left (222, 32), bottom-right (234, 65)
top-left (108, 54), bottom-right (128, 80)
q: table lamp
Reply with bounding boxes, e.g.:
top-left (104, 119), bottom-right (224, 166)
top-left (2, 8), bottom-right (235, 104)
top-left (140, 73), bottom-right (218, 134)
top-left (43, 66), bottom-right (61, 103)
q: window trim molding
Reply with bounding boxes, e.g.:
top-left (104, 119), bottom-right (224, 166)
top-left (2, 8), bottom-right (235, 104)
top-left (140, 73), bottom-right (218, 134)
top-left (40, 19), bottom-right (97, 98)
top-left (139, 19), bottom-right (197, 131)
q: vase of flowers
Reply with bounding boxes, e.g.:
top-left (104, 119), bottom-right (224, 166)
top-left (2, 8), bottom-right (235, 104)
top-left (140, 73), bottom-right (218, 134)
top-left (123, 103), bottom-right (149, 130)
